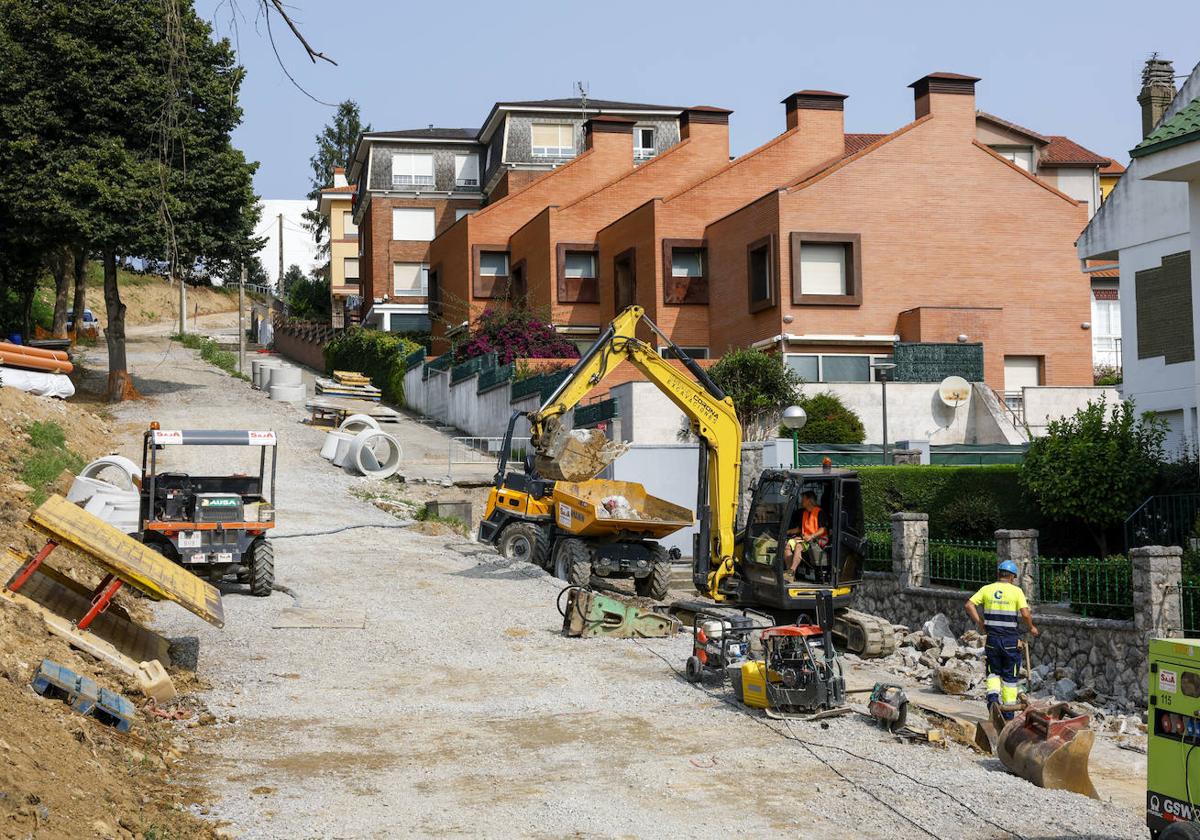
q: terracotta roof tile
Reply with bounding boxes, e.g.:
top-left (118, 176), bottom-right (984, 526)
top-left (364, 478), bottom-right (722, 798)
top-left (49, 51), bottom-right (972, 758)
top-left (1041, 135), bottom-right (1110, 167)
top-left (1099, 158), bottom-right (1126, 175)
top-left (321, 184), bottom-right (357, 194)
top-left (844, 133), bottom-right (887, 155)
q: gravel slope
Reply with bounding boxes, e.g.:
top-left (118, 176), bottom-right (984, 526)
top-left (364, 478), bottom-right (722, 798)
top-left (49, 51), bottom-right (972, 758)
top-left (90, 330), bottom-right (1145, 840)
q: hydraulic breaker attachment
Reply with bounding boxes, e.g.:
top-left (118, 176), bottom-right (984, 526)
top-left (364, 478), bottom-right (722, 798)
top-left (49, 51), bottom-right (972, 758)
top-left (560, 587), bottom-right (679, 638)
top-left (995, 701), bottom-right (1099, 798)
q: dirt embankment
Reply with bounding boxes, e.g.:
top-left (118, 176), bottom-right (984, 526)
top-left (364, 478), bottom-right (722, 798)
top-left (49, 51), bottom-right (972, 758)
top-left (0, 387), bottom-right (216, 839)
top-left (83, 278), bottom-right (239, 328)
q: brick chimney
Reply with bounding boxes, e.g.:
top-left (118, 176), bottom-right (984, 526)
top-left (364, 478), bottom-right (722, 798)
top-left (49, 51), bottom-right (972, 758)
top-left (780, 91), bottom-right (846, 160)
top-left (333, 166), bottom-right (348, 188)
top-left (1138, 56), bottom-right (1176, 138)
top-left (584, 115), bottom-right (635, 153)
top-left (909, 72), bottom-right (979, 130)
top-left (680, 106), bottom-right (732, 157)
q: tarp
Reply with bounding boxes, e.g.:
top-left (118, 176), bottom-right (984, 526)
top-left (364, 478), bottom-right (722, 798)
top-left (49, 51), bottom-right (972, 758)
top-left (0, 366), bottom-right (75, 398)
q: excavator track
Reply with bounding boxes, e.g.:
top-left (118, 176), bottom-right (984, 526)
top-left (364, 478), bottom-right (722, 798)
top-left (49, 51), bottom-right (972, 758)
top-left (834, 609), bottom-right (897, 658)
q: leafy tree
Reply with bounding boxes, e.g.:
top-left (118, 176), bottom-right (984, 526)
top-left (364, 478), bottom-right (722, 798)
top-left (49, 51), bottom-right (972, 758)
top-left (280, 264), bottom-right (307, 297)
top-left (302, 100), bottom-right (369, 256)
top-left (245, 255), bottom-right (270, 287)
top-left (784, 392), bottom-right (865, 444)
top-left (1020, 398), bottom-right (1165, 556)
top-left (709, 348), bottom-right (801, 440)
top-left (285, 270), bottom-right (331, 321)
top-left (454, 307), bottom-right (580, 364)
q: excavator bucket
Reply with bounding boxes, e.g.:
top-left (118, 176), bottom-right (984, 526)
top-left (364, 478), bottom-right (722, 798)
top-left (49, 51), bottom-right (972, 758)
top-left (995, 701), bottom-right (1099, 798)
top-left (534, 420), bottom-right (628, 482)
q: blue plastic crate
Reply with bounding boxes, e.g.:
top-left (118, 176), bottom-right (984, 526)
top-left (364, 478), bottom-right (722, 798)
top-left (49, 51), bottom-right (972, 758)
top-left (93, 687), bottom-right (136, 733)
top-left (30, 659), bottom-right (98, 715)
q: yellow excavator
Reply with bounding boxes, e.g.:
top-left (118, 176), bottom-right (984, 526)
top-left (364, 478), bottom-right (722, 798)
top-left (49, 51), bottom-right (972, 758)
top-left (478, 305), bottom-right (896, 656)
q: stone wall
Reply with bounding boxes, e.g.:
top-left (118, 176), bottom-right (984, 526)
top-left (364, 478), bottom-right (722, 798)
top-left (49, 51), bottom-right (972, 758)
top-left (855, 514), bottom-right (1183, 709)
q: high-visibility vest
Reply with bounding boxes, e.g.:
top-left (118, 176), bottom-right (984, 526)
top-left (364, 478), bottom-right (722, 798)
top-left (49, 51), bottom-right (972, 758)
top-left (802, 506), bottom-right (822, 538)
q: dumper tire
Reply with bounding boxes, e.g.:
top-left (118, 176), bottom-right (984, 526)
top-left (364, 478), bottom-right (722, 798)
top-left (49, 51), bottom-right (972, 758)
top-left (635, 545), bottom-right (672, 601)
top-left (1161, 823), bottom-right (1200, 840)
top-left (497, 522), bottom-right (550, 569)
top-left (248, 539), bottom-right (275, 597)
top-left (554, 538), bottom-right (592, 587)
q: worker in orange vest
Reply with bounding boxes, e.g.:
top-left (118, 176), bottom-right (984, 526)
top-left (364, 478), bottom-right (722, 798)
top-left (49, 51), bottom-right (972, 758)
top-left (786, 491), bottom-right (829, 582)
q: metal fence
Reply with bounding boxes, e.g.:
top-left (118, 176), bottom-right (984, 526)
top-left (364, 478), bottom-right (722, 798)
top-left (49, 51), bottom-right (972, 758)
top-left (863, 522), bottom-right (891, 572)
top-left (1033, 556), bottom-right (1133, 620)
top-left (447, 436), bottom-right (530, 479)
top-left (1182, 585), bottom-right (1200, 637)
top-left (925, 538), bottom-right (998, 591)
top-left (1124, 493), bottom-right (1200, 552)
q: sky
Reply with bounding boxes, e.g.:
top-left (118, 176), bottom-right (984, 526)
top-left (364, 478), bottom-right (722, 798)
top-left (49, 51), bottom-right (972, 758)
top-left (198, 0), bottom-right (1200, 201)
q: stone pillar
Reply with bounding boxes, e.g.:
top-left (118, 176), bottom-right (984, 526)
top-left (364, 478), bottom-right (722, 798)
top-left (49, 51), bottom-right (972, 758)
top-left (1131, 546), bottom-right (1183, 638)
top-left (891, 512), bottom-right (928, 589)
top-left (995, 529), bottom-right (1039, 600)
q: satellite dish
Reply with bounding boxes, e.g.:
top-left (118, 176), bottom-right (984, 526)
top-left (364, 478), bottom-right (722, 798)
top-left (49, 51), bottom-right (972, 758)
top-left (938, 376), bottom-right (971, 408)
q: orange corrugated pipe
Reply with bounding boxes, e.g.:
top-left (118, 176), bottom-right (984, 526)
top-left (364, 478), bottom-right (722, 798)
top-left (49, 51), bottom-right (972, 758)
top-left (0, 349), bottom-right (74, 374)
top-left (0, 341), bottom-right (69, 361)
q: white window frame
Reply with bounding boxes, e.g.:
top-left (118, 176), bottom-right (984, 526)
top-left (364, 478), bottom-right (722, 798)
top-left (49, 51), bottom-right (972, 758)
top-left (454, 154), bottom-right (480, 188)
top-left (563, 250), bottom-right (598, 280)
top-left (798, 242), bottom-right (848, 296)
top-left (392, 207), bottom-right (436, 241)
top-left (392, 262), bottom-right (429, 297)
top-left (990, 145), bottom-right (1034, 172)
top-left (343, 257), bottom-right (360, 282)
top-left (531, 123), bottom-right (575, 158)
top-left (634, 126), bottom-right (656, 160)
top-left (391, 153), bottom-right (435, 189)
top-left (784, 353), bottom-right (891, 383)
top-left (341, 210), bottom-right (358, 237)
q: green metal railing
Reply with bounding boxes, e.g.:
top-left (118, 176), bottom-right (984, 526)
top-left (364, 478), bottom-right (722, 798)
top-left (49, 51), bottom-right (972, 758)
top-left (1181, 585), bottom-right (1200, 637)
top-left (511, 369), bottom-right (572, 403)
top-left (403, 347), bottom-right (426, 372)
top-left (422, 351), bottom-right (453, 380)
top-left (1034, 556), bottom-right (1132, 620)
top-left (574, 397), bottom-right (618, 427)
top-left (1124, 493), bottom-right (1200, 552)
top-left (926, 539), bottom-right (998, 591)
top-left (477, 363), bottom-right (514, 394)
top-left (863, 522), bottom-right (891, 572)
top-left (449, 352), bottom-right (497, 385)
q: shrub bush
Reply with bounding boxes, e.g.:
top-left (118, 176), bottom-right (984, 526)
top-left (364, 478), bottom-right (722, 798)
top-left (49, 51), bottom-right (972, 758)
top-left (709, 348), bottom-right (800, 440)
top-left (784, 392), bottom-right (865, 444)
top-left (454, 308), bottom-right (579, 364)
top-left (324, 328), bottom-right (421, 405)
top-left (857, 465), bottom-right (1033, 540)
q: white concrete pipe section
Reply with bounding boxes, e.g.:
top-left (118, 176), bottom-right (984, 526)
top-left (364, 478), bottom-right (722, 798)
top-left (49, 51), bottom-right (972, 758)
top-left (83, 493), bottom-right (140, 533)
top-left (320, 430), bottom-right (354, 461)
top-left (79, 454), bottom-right (141, 489)
top-left (331, 435), bottom-right (354, 467)
top-left (337, 413), bottom-right (380, 435)
top-left (268, 366), bottom-right (302, 387)
top-left (270, 383), bottom-right (306, 403)
top-left (345, 429), bottom-right (402, 480)
top-left (254, 361), bottom-right (282, 389)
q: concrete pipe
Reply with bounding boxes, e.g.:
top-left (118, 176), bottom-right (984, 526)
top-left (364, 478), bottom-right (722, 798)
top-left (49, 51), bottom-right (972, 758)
top-left (83, 493), bottom-right (140, 533)
top-left (331, 435), bottom-right (354, 468)
top-left (79, 454), bottom-right (141, 489)
top-left (254, 361), bottom-right (282, 389)
top-left (269, 383), bottom-right (306, 403)
top-left (66, 475), bottom-right (119, 504)
top-left (320, 430), bottom-right (354, 461)
top-left (345, 429), bottom-right (402, 480)
top-left (268, 366), bottom-right (302, 387)
top-left (337, 413), bottom-right (380, 435)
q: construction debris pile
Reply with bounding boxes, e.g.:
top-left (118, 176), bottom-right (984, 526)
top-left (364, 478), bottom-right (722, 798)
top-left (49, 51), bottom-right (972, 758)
top-left (534, 422), bottom-right (628, 482)
top-left (317, 370), bottom-right (382, 402)
top-left (319, 411), bottom-right (403, 480)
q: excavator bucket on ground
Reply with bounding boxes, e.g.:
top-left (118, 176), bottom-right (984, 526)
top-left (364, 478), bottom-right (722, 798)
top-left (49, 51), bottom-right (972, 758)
top-left (994, 701), bottom-right (1099, 798)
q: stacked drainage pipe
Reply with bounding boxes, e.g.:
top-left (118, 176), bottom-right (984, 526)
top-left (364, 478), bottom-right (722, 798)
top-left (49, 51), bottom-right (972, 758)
top-left (318, 414), bottom-right (400, 479)
top-left (268, 365), bottom-right (305, 403)
top-left (66, 455), bottom-right (142, 533)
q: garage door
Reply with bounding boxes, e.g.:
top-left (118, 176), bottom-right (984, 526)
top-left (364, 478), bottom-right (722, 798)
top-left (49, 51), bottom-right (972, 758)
top-left (1003, 356), bottom-right (1041, 393)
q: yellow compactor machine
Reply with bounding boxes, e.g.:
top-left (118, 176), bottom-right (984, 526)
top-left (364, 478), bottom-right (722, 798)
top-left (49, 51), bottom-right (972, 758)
top-left (478, 305), bottom-right (895, 656)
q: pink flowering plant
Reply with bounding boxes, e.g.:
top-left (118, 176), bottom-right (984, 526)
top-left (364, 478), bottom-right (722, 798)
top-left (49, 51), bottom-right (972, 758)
top-left (454, 307), bottom-right (580, 364)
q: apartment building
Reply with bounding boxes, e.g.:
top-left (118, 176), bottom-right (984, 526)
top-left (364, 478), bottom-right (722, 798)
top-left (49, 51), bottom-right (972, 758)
top-left (345, 99), bottom-right (686, 333)
top-left (318, 167), bottom-right (358, 328)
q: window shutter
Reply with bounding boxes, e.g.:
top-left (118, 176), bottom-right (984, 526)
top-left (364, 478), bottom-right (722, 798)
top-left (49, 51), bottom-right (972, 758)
top-left (800, 244), bottom-right (847, 295)
top-left (392, 208), bottom-right (435, 241)
top-left (393, 262), bottom-right (427, 295)
top-left (455, 154), bottom-right (479, 184)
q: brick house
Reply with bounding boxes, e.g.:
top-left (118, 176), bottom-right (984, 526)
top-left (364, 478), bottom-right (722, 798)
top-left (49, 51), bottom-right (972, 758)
top-left (346, 99), bottom-right (686, 334)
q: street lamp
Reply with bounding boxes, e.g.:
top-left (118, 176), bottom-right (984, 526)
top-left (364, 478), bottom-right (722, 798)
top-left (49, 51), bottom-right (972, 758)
top-left (782, 404), bottom-right (807, 468)
top-left (870, 362), bottom-right (897, 465)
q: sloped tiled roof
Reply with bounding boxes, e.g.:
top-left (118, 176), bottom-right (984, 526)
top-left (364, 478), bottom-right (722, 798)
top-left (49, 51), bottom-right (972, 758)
top-left (976, 111), bottom-right (1049, 144)
top-left (321, 184), bottom-right (356, 194)
top-left (844, 133), bottom-right (887, 155)
top-left (364, 128), bottom-right (479, 141)
top-left (1041, 135), bottom-right (1111, 167)
top-left (1132, 97), bottom-right (1200, 157)
top-left (1099, 158), bottom-right (1126, 176)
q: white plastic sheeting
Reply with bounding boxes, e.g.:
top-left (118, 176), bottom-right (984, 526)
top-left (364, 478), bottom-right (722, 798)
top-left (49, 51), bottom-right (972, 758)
top-left (0, 366), bottom-right (75, 398)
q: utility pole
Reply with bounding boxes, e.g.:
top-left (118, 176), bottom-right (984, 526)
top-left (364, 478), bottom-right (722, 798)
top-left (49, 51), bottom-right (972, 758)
top-left (238, 263), bottom-right (246, 375)
top-left (277, 213), bottom-right (285, 295)
top-left (176, 264), bottom-right (187, 335)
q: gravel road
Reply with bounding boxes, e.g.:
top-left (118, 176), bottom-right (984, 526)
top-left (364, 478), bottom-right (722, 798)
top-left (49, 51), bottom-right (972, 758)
top-left (85, 328), bottom-right (1146, 840)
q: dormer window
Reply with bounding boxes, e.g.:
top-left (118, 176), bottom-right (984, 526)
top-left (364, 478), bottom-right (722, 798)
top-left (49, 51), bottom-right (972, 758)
top-left (634, 127), bottom-right (656, 160)
top-left (990, 145), bottom-right (1034, 172)
top-left (531, 124), bottom-right (575, 158)
top-left (391, 153), bottom-right (434, 188)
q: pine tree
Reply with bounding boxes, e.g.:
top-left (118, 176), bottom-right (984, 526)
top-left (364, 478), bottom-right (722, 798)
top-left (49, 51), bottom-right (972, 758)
top-left (303, 100), bottom-right (369, 256)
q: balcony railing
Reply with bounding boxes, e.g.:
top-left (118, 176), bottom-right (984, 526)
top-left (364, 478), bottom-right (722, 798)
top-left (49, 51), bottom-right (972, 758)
top-left (392, 174), bottom-right (435, 188)
top-left (455, 178), bottom-right (479, 188)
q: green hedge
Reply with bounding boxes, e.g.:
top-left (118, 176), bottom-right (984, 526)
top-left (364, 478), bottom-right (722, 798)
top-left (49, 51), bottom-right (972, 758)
top-left (323, 328), bottom-right (421, 406)
top-left (857, 465), bottom-right (1035, 540)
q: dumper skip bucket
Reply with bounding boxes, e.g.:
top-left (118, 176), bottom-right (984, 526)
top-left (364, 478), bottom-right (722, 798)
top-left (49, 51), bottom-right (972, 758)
top-left (996, 701), bottom-right (1098, 799)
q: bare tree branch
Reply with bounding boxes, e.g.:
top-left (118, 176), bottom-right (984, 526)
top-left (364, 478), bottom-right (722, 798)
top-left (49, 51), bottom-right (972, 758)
top-left (262, 0), bottom-right (336, 66)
